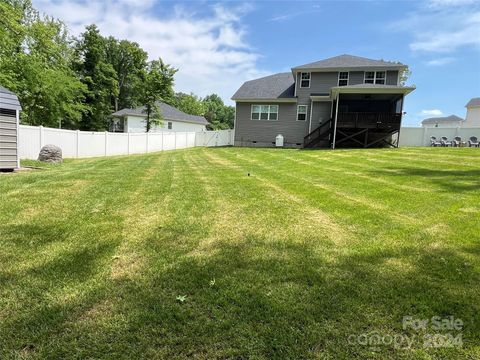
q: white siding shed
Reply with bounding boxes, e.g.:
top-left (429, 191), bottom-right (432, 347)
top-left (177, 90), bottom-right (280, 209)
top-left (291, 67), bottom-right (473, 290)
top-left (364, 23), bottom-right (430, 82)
top-left (0, 86), bottom-right (21, 170)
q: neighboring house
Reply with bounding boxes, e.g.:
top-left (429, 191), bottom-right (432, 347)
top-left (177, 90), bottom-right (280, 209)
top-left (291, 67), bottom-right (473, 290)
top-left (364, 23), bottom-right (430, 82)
top-left (421, 115), bottom-right (464, 128)
top-left (464, 97), bottom-right (480, 127)
top-left (232, 54), bottom-right (415, 148)
top-left (110, 102), bottom-right (208, 133)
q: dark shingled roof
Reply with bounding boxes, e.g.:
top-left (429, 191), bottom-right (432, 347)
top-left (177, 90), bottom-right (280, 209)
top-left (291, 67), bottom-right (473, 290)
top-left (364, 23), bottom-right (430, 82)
top-left (465, 97), bottom-right (480, 108)
top-left (231, 72), bottom-right (295, 100)
top-left (111, 102), bottom-right (208, 125)
top-left (292, 54), bottom-right (405, 70)
top-left (0, 85), bottom-right (22, 111)
top-left (421, 115), bottom-right (464, 124)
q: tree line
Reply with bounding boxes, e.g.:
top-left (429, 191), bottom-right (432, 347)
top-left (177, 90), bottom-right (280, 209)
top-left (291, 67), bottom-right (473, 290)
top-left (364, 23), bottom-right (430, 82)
top-left (0, 0), bottom-right (234, 131)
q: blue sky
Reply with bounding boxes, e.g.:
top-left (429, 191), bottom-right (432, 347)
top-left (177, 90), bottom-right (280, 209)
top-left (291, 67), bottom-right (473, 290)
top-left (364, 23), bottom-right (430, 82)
top-left (33, 0), bottom-right (480, 126)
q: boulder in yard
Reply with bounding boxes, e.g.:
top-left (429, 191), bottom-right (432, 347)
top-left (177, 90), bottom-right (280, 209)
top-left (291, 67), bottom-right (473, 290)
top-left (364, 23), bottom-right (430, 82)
top-left (38, 144), bottom-right (63, 163)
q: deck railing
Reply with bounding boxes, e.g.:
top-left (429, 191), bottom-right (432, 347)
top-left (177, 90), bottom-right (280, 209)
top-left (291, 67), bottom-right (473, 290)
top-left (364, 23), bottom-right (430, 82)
top-left (337, 112), bottom-right (401, 129)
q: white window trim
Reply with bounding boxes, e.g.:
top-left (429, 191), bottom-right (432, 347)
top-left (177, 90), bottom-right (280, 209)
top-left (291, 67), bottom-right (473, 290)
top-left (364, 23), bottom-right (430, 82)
top-left (364, 71), bottom-right (386, 84)
top-left (300, 72), bottom-right (311, 88)
top-left (297, 105), bottom-right (308, 121)
top-left (250, 104), bottom-right (278, 121)
top-left (338, 71), bottom-right (349, 86)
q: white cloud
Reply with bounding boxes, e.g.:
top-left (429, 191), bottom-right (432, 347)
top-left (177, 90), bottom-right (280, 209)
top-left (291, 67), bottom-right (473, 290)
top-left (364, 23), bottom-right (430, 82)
top-left (424, 57), bottom-right (455, 66)
top-left (420, 109), bottom-right (443, 116)
top-left (428, 0), bottom-right (477, 7)
top-left (391, 2), bottom-right (480, 53)
top-left (32, 0), bottom-right (267, 104)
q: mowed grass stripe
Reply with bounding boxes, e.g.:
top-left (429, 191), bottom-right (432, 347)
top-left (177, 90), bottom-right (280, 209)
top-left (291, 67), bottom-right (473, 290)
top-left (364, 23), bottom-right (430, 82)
top-left (214, 148), bottom-right (422, 244)
top-left (0, 147), bottom-right (479, 359)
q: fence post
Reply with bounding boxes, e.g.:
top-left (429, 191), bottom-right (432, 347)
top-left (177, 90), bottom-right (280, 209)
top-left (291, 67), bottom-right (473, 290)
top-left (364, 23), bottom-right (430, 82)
top-left (422, 126), bottom-right (428, 146)
top-left (146, 132), bottom-right (149, 153)
top-left (39, 125), bottom-right (44, 151)
top-left (104, 131), bottom-right (108, 156)
top-left (76, 130), bottom-right (80, 158)
top-left (161, 131), bottom-right (164, 151)
top-left (127, 132), bottom-right (130, 155)
top-left (174, 132), bottom-right (177, 150)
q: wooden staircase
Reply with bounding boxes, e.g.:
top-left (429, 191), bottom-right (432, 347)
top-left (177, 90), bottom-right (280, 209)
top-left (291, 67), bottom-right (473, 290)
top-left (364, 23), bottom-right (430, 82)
top-left (303, 119), bottom-right (332, 148)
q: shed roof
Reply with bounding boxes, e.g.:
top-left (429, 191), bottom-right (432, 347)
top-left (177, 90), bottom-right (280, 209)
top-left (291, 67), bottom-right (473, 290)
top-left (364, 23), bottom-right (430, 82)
top-left (111, 102), bottom-right (208, 125)
top-left (0, 85), bottom-right (22, 111)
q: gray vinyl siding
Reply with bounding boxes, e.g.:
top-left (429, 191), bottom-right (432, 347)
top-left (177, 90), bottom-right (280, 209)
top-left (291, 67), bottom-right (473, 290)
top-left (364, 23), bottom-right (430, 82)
top-left (311, 102), bottom-right (332, 129)
top-left (386, 71), bottom-right (399, 85)
top-left (0, 114), bottom-right (18, 169)
top-left (296, 72), bottom-right (338, 98)
top-left (234, 103), bottom-right (308, 145)
top-left (349, 71), bottom-right (364, 85)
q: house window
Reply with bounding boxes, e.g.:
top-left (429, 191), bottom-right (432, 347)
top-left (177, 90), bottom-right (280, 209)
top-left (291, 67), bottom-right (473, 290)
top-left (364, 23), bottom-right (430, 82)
top-left (300, 72), bottom-right (310, 88)
top-left (297, 105), bottom-right (308, 121)
top-left (375, 71), bottom-right (386, 84)
top-left (364, 71), bottom-right (386, 84)
top-left (167, 121), bottom-right (173, 129)
top-left (251, 105), bottom-right (278, 121)
top-left (338, 72), bottom-right (349, 86)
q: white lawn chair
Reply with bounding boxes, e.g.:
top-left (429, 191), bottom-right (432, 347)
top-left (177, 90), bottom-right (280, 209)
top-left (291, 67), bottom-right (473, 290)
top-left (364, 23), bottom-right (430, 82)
top-left (468, 136), bottom-right (479, 148)
top-left (441, 136), bottom-right (452, 147)
top-left (430, 136), bottom-right (441, 147)
top-left (452, 136), bottom-right (462, 147)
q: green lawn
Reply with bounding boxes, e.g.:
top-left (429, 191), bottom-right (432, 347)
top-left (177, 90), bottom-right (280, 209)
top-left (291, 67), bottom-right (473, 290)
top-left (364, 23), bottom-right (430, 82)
top-left (0, 147), bottom-right (479, 359)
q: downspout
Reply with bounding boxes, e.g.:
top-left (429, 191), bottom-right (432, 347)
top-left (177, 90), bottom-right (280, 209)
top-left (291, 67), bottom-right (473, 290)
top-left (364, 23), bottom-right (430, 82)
top-left (332, 93), bottom-right (340, 149)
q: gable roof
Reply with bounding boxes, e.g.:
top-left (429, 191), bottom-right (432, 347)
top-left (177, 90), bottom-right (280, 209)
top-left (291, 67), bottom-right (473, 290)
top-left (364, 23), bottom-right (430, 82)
top-left (465, 97), bottom-right (480, 108)
top-left (111, 102), bottom-right (208, 125)
top-left (421, 114), bottom-right (464, 124)
top-left (231, 72), bottom-right (295, 100)
top-left (292, 54), bottom-right (405, 71)
top-left (0, 85), bottom-right (22, 111)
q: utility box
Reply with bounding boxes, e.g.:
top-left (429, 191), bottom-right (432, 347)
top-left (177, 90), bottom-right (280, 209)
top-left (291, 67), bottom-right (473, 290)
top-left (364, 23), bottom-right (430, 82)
top-left (275, 134), bottom-right (284, 147)
top-left (0, 86), bottom-right (21, 171)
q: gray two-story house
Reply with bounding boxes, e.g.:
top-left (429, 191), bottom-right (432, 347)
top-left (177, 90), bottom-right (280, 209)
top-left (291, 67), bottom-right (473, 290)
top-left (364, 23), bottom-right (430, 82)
top-left (232, 54), bottom-right (415, 148)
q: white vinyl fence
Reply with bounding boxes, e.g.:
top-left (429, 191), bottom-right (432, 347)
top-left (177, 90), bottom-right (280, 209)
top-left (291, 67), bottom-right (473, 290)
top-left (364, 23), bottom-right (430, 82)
top-left (19, 125), bottom-right (234, 159)
top-left (398, 127), bottom-right (480, 147)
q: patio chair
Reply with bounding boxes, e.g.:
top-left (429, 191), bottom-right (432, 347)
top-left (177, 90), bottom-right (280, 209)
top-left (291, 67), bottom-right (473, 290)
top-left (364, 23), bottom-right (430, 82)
top-left (430, 136), bottom-right (441, 147)
top-left (452, 136), bottom-right (462, 147)
top-left (441, 136), bottom-right (452, 147)
top-left (468, 136), bottom-right (479, 148)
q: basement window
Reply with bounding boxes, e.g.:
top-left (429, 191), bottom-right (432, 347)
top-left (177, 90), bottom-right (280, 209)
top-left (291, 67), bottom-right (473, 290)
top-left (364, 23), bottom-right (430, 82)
top-left (251, 105), bottom-right (278, 121)
top-left (297, 105), bottom-right (307, 121)
top-left (300, 72), bottom-right (311, 88)
top-left (338, 72), bottom-right (349, 86)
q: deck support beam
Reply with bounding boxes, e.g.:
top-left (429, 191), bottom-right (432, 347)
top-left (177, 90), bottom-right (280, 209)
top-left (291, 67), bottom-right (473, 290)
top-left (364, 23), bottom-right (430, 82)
top-left (332, 94), bottom-right (340, 149)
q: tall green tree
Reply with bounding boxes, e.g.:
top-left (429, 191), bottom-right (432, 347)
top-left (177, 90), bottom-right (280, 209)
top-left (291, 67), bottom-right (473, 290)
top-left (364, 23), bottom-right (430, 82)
top-left (105, 37), bottom-right (148, 111)
top-left (172, 92), bottom-right (205, 116)
top-left (202, 94), bottom-right (234, 130)
top-left (74, 25), bottom-right (118, 130)
top-left (0, 0), bottom-right (86, 128)
top-left (140, 59), bottom-right (177, 132)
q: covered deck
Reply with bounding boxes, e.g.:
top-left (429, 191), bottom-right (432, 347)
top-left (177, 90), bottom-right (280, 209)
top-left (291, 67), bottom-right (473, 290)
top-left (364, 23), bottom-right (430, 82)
top-left (330, 85), bottom-right (415, 148)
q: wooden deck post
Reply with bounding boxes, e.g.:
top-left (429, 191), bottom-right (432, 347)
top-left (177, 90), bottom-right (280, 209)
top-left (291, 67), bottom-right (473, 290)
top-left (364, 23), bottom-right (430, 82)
top-left (332, 94), bottom-right (340, 149)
